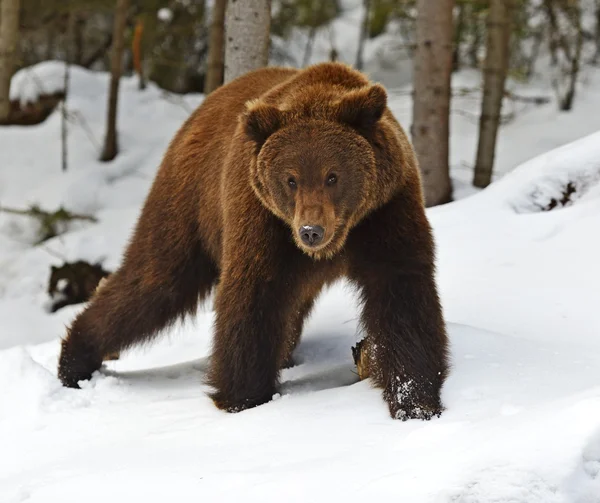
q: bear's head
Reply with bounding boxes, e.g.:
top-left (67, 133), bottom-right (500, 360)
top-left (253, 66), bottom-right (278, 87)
top-left (243, 84), bottom-right (387, 259)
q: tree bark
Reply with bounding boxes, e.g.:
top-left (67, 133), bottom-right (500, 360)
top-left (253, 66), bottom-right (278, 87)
top-left (355, 0), bottom-right (371, 71)
top-left (62, 13), bottom-right (76, 172)
top-left (224, 0), bottom-right (271, 83)
top-left (559, 2), bottom-right (582, 111)
top-left (411, 0), bottom-right (454, 207)
top-left (100, 0), bottom-right (129, 163)
top-left (453, 2), bottom-right (465, 72)
top-left (302, 25), bottom-right (316, 67)
top-left (473, 0), bottom-right (513, 188)
top-left (0, 0), bottom-right (21, 123)
top-left (544, 0), bottom-right (583, 111)
top-left (204, 0), bottom-right (227, 93)
top-left (73, 13), bottom-right (85, 66)
top-left (594, 0), bottom-right (600, 65)
top-left (132, 17), bottom-right (146, 90)
top-left (559, 22), bottom-right (582, 111)
top-left (466, 3), bottom-right (482, 69)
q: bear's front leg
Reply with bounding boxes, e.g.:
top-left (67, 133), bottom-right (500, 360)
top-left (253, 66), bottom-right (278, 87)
top-left (348, 198), bottom-right (449, 420)
top-left (208, 268), bottom-right (294, 412)
top-left (357, 271), bottom-right (448, 420)
top-left (207, 208), bottom-right (299, 412)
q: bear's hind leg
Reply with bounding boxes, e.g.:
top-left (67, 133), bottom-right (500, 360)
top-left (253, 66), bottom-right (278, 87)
top-left (58, 174), bottom-right (220, 390)
top-left (58, 239), bottom-right (219, 388)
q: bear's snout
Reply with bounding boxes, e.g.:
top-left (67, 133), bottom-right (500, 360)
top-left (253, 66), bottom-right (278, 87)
top-left (298, 225), bottom-right (324, 247)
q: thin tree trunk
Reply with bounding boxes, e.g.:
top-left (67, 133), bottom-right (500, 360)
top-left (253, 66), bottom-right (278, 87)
top-left (328, 26), bottom-right (338, 62)
top-left (204, 0), bottom-right (226, 93)
top-left (355, 0), bottom-right (370, 71)
top-left (0, 0), bottom-right (22, 123)
top-left (46, 23), bottom-right (55, 60)
top-left (544, 0), bottom-right (582, 111)
top-left (302, 25), bottom-right (316, 67)
top-left (73, 13), bottom-right (85, 66)
top-left (453, 2), bottom-right (465, 72)
top-left (132, 17), bottom-right (146, 90)
top-left (100, 0), bottom-right (129, 162)
top-left (467, 4), bottom-right (482, 68)
top-left (473, 0), bottom-right (513, 188)
top-left (525, 27), bottom-right (544, 78)
top-left (560, 3), bottom-right (583, 111)
top-left (411, 0), bottom-right (454, 207)
top-left (224, 0), bottom-right (271, 83)
top-left (594, 0), bottom-right (600, 64)
top-left (62, 13), bottom-right (75, 172)
top-left (545, 0), bottom-right (560, 66)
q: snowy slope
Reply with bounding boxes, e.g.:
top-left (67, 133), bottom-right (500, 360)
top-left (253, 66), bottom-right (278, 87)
top-left (1, 63), bottom-right (600, 502)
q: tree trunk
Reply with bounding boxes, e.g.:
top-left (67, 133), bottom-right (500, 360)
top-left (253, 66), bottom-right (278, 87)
top-left (473, 0), bottom-right (513, 188)
top-left (62, 13), bottom-right (76, 172)
top-left (594, 0), bottom-right (600, 65)
top-left (544, 0), bottom-right (583, 111)
top-left (302, 25), bottom-right (317, 67)
top-left (204, 0), bottom-right (227, 93)
top-left (46, 22), bottom-right (55, 60)
top-left (355, 0), bottom-right (371, 71)
top-left (466, 3), bottom-right (482, 69)
top-left (100, 0), bottom-right (129, 163)
top-left (73, 13), bottom-right (85, 66)
top-left (453, 2), bottom-right (465, 72)
top-left (560, 2), bottom-right (583, 111)
top-left (224, 0), bottom-right (271, 83)
top-left (559, 27), bottom-right (582, 111)
top-left (0, 0), bottom-right (21, 123)
top-left (411, 0), bottom-right (454, 207)
top-left (132, 17), bottom-right (146, 90)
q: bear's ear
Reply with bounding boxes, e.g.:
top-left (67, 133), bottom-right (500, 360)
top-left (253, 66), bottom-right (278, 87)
top-left (336, 84), bottom-right (387, 132)
top-left (243, 101), bottom-right (286, 149)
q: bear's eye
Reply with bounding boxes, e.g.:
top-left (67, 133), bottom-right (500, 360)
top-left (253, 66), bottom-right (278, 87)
top-left (326, 173), bottom-right (338, 186)
top-left (288, 177), bottom-right (297, 189)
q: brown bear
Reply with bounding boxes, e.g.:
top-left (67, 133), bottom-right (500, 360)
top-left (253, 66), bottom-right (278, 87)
top-left (57, 62), bottom-right (449, 420)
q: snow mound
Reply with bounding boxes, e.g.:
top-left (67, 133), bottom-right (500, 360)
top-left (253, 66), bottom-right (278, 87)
top-left (9, 61), bottom-right (69, 105)
top-left (504, 132), bottom-right (600, 213)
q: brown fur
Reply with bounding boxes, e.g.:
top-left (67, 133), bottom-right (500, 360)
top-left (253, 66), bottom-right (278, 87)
top-left (57, 62), bottom-right (449, 420)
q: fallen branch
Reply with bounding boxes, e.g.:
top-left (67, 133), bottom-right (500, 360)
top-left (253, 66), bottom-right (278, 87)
top-left (504, 91), bottom-right (551, 105)
top-left (0, 204), bottom-right (97, 244)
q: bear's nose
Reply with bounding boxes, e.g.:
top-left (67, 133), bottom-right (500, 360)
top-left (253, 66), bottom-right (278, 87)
top-left (299, 225), bottom-right (324, 247)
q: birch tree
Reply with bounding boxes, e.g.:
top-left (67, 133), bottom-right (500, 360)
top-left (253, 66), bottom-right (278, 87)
top-left (411, 0), bottom-right (454, 206)
top-left (224, 0), bottom-right (271, 83)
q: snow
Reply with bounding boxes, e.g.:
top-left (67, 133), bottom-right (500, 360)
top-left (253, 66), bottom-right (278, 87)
top-left (1, 61), bottom-right (600, 502)
top-left (157, 8), bottom-right (173, 23)
top-left (9, 60), bottom-right (68, 105)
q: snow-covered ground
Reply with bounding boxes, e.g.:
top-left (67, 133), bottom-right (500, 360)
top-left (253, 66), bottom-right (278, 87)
top-left (1, 62), bottom-right (600, 502)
